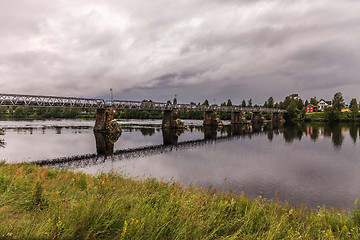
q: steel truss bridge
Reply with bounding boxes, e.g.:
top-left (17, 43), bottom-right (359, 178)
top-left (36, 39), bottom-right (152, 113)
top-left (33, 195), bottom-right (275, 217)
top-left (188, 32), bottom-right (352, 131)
top-left (0, 93), bottom-right (286, 113)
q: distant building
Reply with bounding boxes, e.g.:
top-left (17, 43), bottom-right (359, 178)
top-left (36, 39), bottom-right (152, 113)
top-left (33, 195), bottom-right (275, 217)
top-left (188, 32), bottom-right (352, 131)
top-left (318, 99), bottom-right (332, 111)
top-left (306, 104), bottom-right (317, 113)
top-left (290, 94), bottom-right (300, 100)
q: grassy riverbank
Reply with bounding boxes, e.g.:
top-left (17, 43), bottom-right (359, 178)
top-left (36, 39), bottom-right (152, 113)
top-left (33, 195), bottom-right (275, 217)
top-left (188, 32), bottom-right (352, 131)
top-left (1, 163), bottom-right (360, 239)
top-left (304, 112), bottom-right (360, 122)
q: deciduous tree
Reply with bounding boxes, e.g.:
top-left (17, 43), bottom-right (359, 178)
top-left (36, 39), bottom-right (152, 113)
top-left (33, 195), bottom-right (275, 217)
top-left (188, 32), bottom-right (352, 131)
top-left (241, 100), bottom-right (246, 107)
top-left (267, 97), bottom-right (274, 108)
top-left (332, 92), bottom-right (345, 111)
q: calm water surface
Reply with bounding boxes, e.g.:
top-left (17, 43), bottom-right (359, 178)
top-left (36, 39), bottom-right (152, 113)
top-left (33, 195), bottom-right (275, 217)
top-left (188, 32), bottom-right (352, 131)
top-left (1, 119), bottom-right (360, 208)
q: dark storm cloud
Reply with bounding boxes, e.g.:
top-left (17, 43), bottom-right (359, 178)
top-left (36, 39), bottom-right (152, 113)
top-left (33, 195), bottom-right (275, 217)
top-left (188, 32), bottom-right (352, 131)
top-left (1, 0), bottom-right (360, 103)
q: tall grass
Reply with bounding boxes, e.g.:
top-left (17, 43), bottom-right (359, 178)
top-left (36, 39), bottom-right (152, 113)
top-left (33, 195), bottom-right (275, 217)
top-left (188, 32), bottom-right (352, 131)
top-left (0, 162), bottom-right (360, 239)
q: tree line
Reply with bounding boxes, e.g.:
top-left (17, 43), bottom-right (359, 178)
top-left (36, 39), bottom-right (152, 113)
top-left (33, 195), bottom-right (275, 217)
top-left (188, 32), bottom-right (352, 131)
top-left (0, 92), bottom-right (358, 122)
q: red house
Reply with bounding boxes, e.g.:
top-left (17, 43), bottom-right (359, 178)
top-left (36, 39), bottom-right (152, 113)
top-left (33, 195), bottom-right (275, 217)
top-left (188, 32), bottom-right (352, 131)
top-left (306, 104), bottom-right (316, 113)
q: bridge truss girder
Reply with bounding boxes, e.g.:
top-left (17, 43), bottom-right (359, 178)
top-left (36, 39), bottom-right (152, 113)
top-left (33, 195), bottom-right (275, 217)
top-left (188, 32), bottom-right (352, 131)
top-left (0, 93), bottom-right (286, 113)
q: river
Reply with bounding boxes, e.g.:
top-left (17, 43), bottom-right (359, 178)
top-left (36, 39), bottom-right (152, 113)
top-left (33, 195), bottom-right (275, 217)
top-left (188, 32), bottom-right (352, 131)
top-left (1, 119), bottom-right (360, 208)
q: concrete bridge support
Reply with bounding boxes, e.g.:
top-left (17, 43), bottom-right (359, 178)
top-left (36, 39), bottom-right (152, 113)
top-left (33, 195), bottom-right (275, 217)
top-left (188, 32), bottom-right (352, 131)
top-left (251, 112), bottom-right (266, 124)
top-left (231, 111), bottom-right (247, 124)
top-left (94, 107), bottom-right (121, 133)
top-left (203, 111), bottom-right (222, 126)
top-left (271, 112), bottom-right (283, 123)
top-left (162, 109), bottom-right (184, 129)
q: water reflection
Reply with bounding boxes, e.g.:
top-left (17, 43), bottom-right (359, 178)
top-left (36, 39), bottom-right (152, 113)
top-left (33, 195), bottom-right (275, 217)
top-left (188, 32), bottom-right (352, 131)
top-left (94, 132), bottom-right (121, 156)
top-left (139, 128), bottom-right (156, 136)
top-left (278, 122), bottom-right (360, 149)
top-left (0, 129), bottom-right (4, 148)
top-left (162, 128), bottom-right (184, 145)
top-left (349, 124), bottom-right (358, 144)
top-left (3, 120), bottom-right (360, 208)
top-left (203, 126), bottom-right (218, 140)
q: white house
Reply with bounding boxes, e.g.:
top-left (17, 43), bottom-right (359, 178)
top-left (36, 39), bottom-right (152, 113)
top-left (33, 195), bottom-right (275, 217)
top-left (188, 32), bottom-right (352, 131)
top-left (318, 99), bottom-right (332, 111)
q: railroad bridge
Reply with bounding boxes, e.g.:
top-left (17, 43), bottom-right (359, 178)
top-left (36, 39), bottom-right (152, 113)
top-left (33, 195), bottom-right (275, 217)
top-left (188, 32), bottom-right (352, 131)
top-left (0, 93), bottom-right (286, 131)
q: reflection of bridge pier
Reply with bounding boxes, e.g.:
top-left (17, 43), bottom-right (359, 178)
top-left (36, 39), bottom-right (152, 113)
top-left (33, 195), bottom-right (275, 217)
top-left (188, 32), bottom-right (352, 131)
top-left (94, 132), bottom-right (121, 156)
top-left (251, 123), bottom-right (266, 133)
top-left (36, 124), bottom-right (286, 168)
top-left (162, 128), bottom-right (184, 145)
top-left (204, 126), bottom-right (218, 140)
top-left (271, 121), bottom-right (282, 130)
top-left (231, 124), bottom-right (246, 135)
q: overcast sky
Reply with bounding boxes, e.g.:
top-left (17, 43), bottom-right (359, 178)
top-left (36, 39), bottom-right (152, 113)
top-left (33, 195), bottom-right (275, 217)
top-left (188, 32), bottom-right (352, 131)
top-left (1, 0), bottom-right (360, 104)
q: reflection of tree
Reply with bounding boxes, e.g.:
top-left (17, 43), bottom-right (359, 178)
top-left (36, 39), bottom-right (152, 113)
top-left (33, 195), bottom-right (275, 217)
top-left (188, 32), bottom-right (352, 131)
top-left (282, 123), bottom-right (303, 143)
top-left (310, 127), bottom-right (319, 142)
top-left (140, 128), bottom-right (156, 136)
top-left (331, 124), bottom-right (344, 149)
top-left (267, 131), bottom-right (274, 141)
top-left (349, 124), bottom-right (358, 144)
top-left (322, 124), bottom-right (332, 137)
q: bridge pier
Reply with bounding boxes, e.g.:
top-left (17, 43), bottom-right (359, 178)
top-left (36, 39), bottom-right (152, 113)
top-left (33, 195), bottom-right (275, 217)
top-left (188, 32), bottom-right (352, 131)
top-left (271, 112), bottom-right (284, 123)
top-left (203, 111), bottom-right (222, 126)
top-left (251, 112), bottom-right (266, 124)
top-left (94, 107), bottom-right (121, 133)
top-left (231, 111), bottom-right (247, 124)
top-left (162, 109), bottom-right (184, 129)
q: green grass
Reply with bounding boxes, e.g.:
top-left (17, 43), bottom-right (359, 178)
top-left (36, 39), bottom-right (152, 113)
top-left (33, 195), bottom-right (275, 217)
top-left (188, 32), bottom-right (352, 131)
top-left (1, 162), bottom-right (360, 239)
top-left (305, 112), bottom-right (360, 122)
top-left (305, 112), bottom-right (326, 121)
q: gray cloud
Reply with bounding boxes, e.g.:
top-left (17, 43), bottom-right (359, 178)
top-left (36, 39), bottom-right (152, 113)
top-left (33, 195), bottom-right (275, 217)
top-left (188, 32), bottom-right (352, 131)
top-left (1, 0), bottom-right (360, 104)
